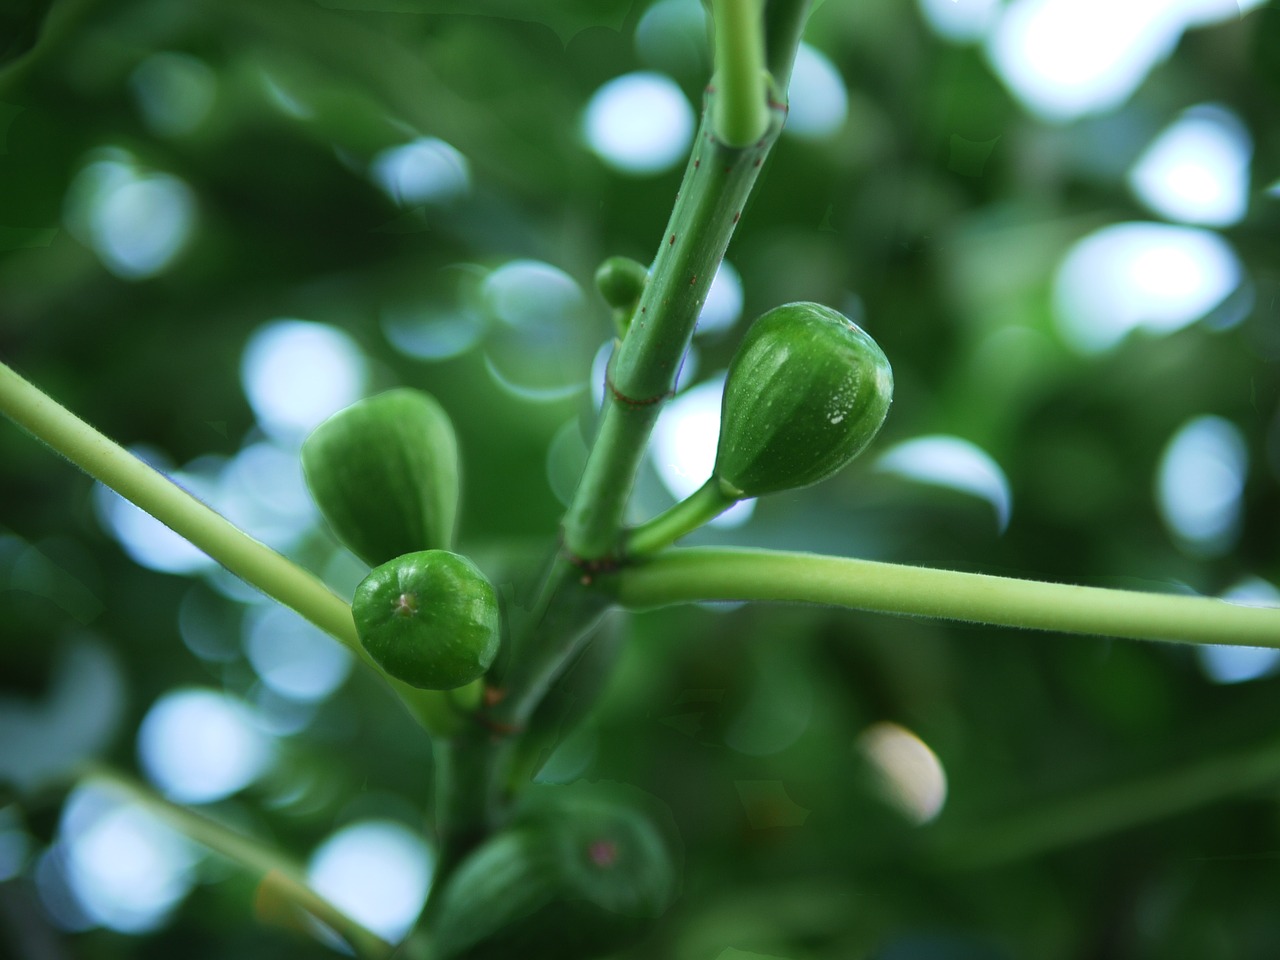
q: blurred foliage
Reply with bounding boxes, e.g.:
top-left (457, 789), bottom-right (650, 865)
top-left (1, 0), bottom-right (1279, 958)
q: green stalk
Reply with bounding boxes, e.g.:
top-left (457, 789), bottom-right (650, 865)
top-left (928, 734), bottom-right (1280, 869)
top-left (86, 767), bottom-right (393, 959)
top-left (563, 95), bottom-right (785, 561)
top-left (623, 477), bottom-right (739, 557)
top-left (0, 360), bottom-right (454, 733)
top-left (712, 0), bottom-right (769, 147)
top-left (611, 547), bottom-right (1280, 645)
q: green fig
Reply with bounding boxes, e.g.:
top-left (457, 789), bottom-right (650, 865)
top-left (301, 389), bottom-right (458, 568)
top-left (431, 783), bottom-right (679, 960)
top-left (714, 301), bottom-right (893, 498)
top-left (352, 550), bottom-right (500, 690)
top-left (594, 256), bottom-right (648, 311)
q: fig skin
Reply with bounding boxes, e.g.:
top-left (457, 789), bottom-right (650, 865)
top-left (715, 301), bottom-right (893, 499)
top-left (353, 550), bottom-right (500, 691)
top-left (301, 388), bottom-right (458, 568)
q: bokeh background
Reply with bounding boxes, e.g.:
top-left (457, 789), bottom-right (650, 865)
top-left (2, 0), bottom-right (1279, 957)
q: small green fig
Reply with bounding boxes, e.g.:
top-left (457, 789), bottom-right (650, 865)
top-left (431, 783), bottom-right (679, 960)
top-left (714, 301), bottom-right (893, 499)
top-left (352, 550), bottom-right (500, 690)
top-left (594, 256), bottom-right (648, 311)
top-left (301, 388), bottom-right (458, 567)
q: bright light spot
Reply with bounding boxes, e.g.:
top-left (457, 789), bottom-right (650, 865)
top-left (987, 0), bottom-right (1268, 122)
top-left (383, 305), bottom-right (483, 361)
top-left (241, 320), bottom-right (367, 442)
top-left (697, 260), bottom-right (743, 335)
top-left (1196, 578), bottom-right (1280, 684)
top-left (987, 0), bottom-right (1180, 122)
top-left (1053, 222), bottom-right (1240, 354)
top-left (0, 638), bottom-right (125, 793)
top-left (1157, 415), bottom-right (1246, 555)
top-left (130, 53), bottom-right (216, 137)
top-left (64, 151), bottom-right (196, 279)
top-left (584, 72), bottom-right (694, 175)
top-left (307, 821), bottom-right (432, 943)
top-left (857, 721), bottom-right (948, 824)
top-left (371, 138), bottom-right (470, 206)
top-left (918, 0), bottom-right (1002, 42)
top-left (243, 604), bottom-right (353, 702)
top-left (650, 376), bottom-right (755, 529)
top-left (785, 44), bottom-right (848, 140)
top-left (635, 0), bottom-right (707, 74)
top-left (1129, 105), bottom-right (1251, 226)
top-left (58, 782), bottom-right (199, 933)
top-left (877, 435), bottom-right (1012, 531)
top-left (483, 260), bottom-right (583, 329)
top-left (483, 260), bottom-right (590, 399)
top-left (93, 448), bottom-right (218, 575)
top-left (218, 441), bottom-right (316, 551)
top-left (137, 689), bottom-right (272, 804)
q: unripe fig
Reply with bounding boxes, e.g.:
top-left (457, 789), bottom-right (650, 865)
top-left (594, 256), bottom-right (648, 311)
top-left (301, 389), bottom-right (458, 568)
top-left (431, 783), bottom-right (679, 960)
top-left (352, 550), bottom-right (499, 690)
top-left (714, 302), bottom-right (893, 498)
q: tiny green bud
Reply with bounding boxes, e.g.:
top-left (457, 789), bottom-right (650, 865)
top-left (301, 389), bottom-right (458, 567)
top-left (714, 302), bottom-right (893, 498)
top-left (594, 256), bottom-right (648, 311)
top-left (353, 550), bottom-right (500, 690)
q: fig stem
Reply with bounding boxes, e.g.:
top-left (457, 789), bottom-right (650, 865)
top-left (623, 477), bottom-right (740, 557)
top-left (611, 547), bottom-right (1280, 645)
top-left (82, 765), bottom-right (396, 959)
top-left (562, 91), bottom-right (786, 561)
top-left (711, 0), bottom-right (769, 147)
top-left (0, 360), bottom-right (456, 735)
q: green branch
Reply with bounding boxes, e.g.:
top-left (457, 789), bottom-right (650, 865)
top-left (611, 547), bottom-right (1280, 645)
top-left (711, 0), bottom-right (769, 147)
top-left (0, 360), bottom-right (455, 734)
top-left (86, 767), bottom-right (394, 959)
top-left (927, 734), bottom-right (1280, 869)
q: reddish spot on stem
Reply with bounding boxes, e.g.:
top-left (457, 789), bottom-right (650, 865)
top-left (690, 275), bottom-right (697, 285)
top-left (733, 211), bottom-right (740, 223)
top-left (669, 234), bottom-right (676, 246)
top-left (694, 159), bottom-right (701, 168)
top-left (588, 839), bottom-right (619, 868)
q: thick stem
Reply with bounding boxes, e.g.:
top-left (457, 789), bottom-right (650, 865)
top-left (563, 94), bottom-right (786, 561)
top-left (624, 477), bottom-right (739, 557)
top-left (86, 767), bottom-right (393, 959)
top-left (0, 360), bottom-right (453, 733)
top-left (611, 547), bottom-right (1280, 645)
top-left (712, 0), bottom-right (769, 147)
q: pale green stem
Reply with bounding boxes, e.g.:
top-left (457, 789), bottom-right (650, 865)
top-left (0, 361), bottom-right (454, 733)
top-left (611, 547), bottom-right (1280, 645)
top-left (928, 734), bottom-right (1280, 869)
top-left (624, 477), bottom-right (739, 557)
top-left (85, 767), bottom-right (394, 959)
top-left (712, 0), bottom-right (769, 147)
